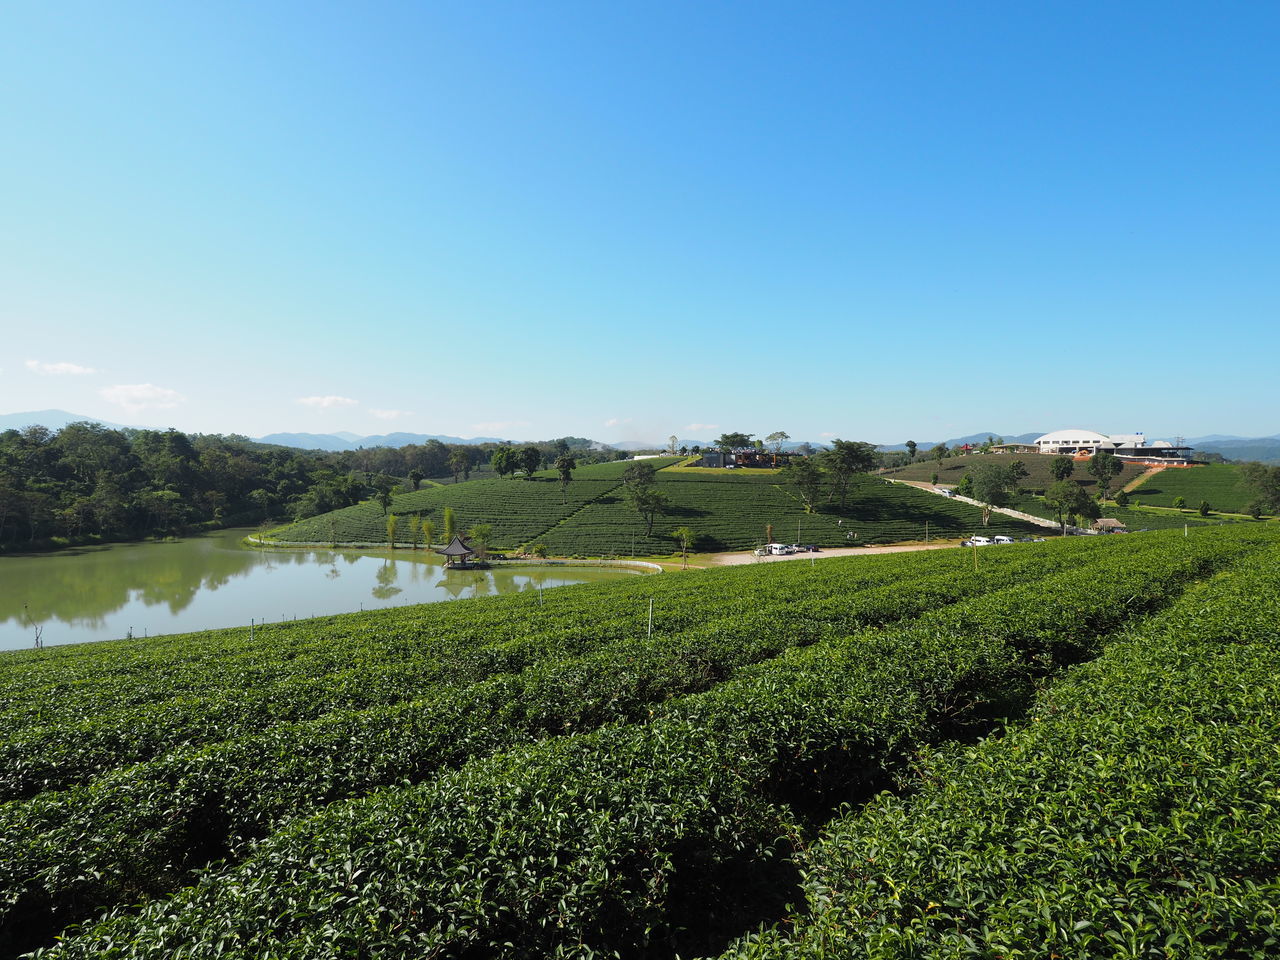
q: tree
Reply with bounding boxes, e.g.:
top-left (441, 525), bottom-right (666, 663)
top-left (784, 457), bottom-right (824, 513)
top-left (622, 462), bottom-right (666, 535)
top-left (408, 514), bottom-right (421, 549)
top-left (715, 432), bottom-right (753, 453)
top-left (905, 440), bottom-right (917, 462)
top-left (467, 523), bottom-right (493, 559)
top-left (1198, 500), bottom-right (1211, 517)
top-left (671, 526), bottom-right (694, 568)
top-left (765, 431), bottom-right (790, 455)
top-left (1172, 496), bottom-right (1187, 510)
top-left (519, 445), bottom-right (542, 478)
top-left (930, 443), bottom-right (949, 463)
top-left (819, 439), bottom-right (877, 509)
top-left (408, 469), bottom-right (423, 492)
top-left (667, 435), bottom-right (678, 455)
top-left (1044, 480), bottom-right (1092, 535)
top-left (1087, 451), bottom-right (1123, 501)
top-left (969, 461), bottom-right (1023, 526)
top-left (622, 461), bottom-right (657, 489)
top-left (444, 448), bottom-right (470, 483)
top-left (375, 488), bottom-right (393, 516)
top-left (628, 486), bottom-right (669, 536)
top-left (1114, 489), bottom-right (1130, 508)
top-left (491, 446), bottom-right (517, 479)
top-left (1242, 461), bottom-right (1280, 516)
top-left (386, 513), bottom-right (398, 549)
top-left (443, 506), bottom-right (457, 544)
top-left (1050, 456), bottom-right (1075, 482)
top-left (421, 517), bottom-right (436, 548)
top-left (554, 455), bottom-right (576, 504)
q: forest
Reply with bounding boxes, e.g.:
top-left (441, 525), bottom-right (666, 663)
top-left (0, 422), bottom-right (605, 551)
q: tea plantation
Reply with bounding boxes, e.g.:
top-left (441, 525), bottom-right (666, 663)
top-left (1128, 462), bottom-right (1260, 514)
top-left (265, 460), bottom-right (1043, 556)
top-left (1, 525), bottom-right (1277, 958)
top-left (888, 452), bottom-right (1148, 494)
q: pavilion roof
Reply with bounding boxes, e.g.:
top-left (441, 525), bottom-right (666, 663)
top-left (437, 535), bottom-right (475, 557)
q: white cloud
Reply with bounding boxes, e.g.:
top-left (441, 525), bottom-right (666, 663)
top-left (471, 420), bottom-right (531, 433)
top-left (820, 431), bottom-right (837, 438)
top-left (370, 408), bottom-right (413, 420)
top-left (100, 383), bottom-right (186, 412)
top-left (684, 423), bottom-right (719, 433)
top-left (26, 359), bottom-right (96, 376)
top-left (604, 417), bottom-right (634, 428)
top-left (296, 395), bottom-right (358, 408)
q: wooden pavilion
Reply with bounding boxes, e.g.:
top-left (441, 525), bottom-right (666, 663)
top-left (437, 534), bottom-right (477, 568)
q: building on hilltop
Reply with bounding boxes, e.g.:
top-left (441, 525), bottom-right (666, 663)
top-left (1033, 429), bottom-right (1194, 464)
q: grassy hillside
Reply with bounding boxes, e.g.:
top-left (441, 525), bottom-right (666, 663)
top-left (2, 526), bottom-right (1275, 958)
top-left (1128, 462), bottom-right (1262, 514)
top-left (888, 452), bottom-right (1147, 493)
top-left (267, 460), bottom-right (1044, 555)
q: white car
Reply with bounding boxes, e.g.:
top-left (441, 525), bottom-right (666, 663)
top-left (992, 536), bottom-right (1014, 545)
top-left (967, 536), bottom-right (994, 546)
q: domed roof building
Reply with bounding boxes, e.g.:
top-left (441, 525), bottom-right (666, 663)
top-left (1033, 429), bottom-right (1111, 454)
top-left (1032, 429), bottom-right (1194, 463)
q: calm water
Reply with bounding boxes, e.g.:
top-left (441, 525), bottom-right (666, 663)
top-left (0, 528), bottom-right (641, 651)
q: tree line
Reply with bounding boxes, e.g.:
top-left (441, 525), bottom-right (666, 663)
top-left (0, 423), bottom-right (619, 551)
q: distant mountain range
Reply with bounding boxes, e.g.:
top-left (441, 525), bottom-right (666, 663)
top-left (255, 431), bottom-right (510, 450)
top-left (3, 412), bottom-right (1278, 462)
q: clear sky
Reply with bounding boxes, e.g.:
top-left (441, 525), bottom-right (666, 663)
top-left (2, 1), bottom-right (1276, 445)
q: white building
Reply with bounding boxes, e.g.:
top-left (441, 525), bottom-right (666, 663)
top-left (1033, 429), bottom-right (1193, 463)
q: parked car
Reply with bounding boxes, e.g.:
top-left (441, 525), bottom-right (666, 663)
top-left (789, 544), bottom-right (817, 553)
top-left (965, 536), bottom-right (994, 546)
top-left (766, 543), bottom-right (793, 555)
top-left (992, 536), bottom-right (1014, 545)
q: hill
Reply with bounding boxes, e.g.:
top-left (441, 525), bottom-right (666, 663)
top-left (265, 459), bottom-right (1043, 555)
top-left (886, 452), bottom-right (1148, 494)
top-left (1127, 462), bottom-right (1262, 514)
top-left (1, 525), bottom-right (1276, 957)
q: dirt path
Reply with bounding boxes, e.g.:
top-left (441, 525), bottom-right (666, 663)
top-left (1123, 466), bottom-right (1164, 494)
top-left (706, 541), bottom-right (963, 567)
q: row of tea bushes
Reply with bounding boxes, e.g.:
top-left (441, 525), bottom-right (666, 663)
top-left (0, 543), bottom-right (1085, 801)
top-left (0, 545), bottom-right (1103, 950)
top-left (724, 542), bottom-right (1280, 959)
top-left (27, 529), bottom-right (1262, 959)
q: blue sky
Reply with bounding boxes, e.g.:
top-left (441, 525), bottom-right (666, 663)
top-left (2, 1), bottom-right (1276, 444)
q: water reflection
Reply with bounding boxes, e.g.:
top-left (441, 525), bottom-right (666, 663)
top-left (0, 529), bottom-right (641, 650)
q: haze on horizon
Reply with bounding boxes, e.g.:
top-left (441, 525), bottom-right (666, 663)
top-left (2, 2), bottom-right (1276, 445)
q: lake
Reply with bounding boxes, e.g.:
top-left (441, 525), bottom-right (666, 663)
top-left (0, 528), bottom-right (643, 651)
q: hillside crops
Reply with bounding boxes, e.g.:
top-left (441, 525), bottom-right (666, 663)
top-left (1, 525), bottom-right (1273, 958)
top-left (1129, 462), bottom-right (1260, 514)
top-left (724, 540), bottom-right (1280, 959)
top-left (265, 459), bottom-right (1043, 556)
top-left (888, 453), bottom-right (1148, 494)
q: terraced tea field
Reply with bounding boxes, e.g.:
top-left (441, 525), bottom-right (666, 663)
top-left (889, 452), bottom-right (1148, 494)
top-left (2, 525), bottom-right (1276, 959)
top-left (1128, 462), bottom-right (1261, 514)
top-left (267, 461), bottom-right (1042, 556)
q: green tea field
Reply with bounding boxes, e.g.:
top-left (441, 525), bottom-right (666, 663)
top-left (1, 525), bottom-right (1277, 958)
top-left (888, 452), bottom-right (1148, 494)
top-left (266, 461), bottom-right (1043, 556)
top-left (1128, 462), bottom-right (1262, 514)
